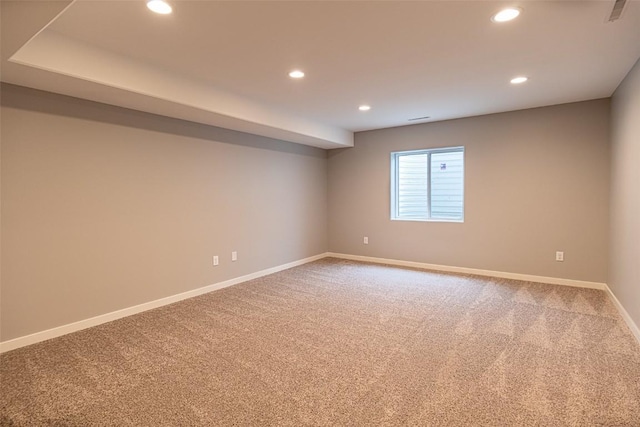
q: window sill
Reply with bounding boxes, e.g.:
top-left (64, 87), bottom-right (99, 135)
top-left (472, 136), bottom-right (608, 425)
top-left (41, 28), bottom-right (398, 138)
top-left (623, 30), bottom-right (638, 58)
top-left (390, 218), bottom-right (464, 223)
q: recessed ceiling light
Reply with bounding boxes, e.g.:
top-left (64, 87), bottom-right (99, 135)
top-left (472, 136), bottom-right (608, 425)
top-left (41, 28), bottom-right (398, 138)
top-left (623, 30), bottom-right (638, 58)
top-left (359, 105), bottom-right (371, 111)
top-left (147, 0), bottom-right (172, 14)
top-left (289, 70), bottom-right (305, 79)
top-left (492, 7), bottom-right (521, 23)
top-left (510, 76), bottom-right (528, 84)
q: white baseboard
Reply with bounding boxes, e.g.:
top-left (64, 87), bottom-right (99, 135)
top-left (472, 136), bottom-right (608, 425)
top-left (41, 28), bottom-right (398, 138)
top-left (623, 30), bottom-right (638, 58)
top-left (0, 252), bottom-right (329, 354)
top-left (4, 251), bottom-right (637, 353)
top-left (327, 252), bottom-right (607, 290)
top-left (605, 285), bottom-right (640, 344)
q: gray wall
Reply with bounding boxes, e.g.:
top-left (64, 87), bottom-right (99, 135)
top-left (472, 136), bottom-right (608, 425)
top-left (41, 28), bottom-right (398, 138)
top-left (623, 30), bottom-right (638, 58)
top-left (0, 84), bottom-right (328, 341)
top-left (610, 58), bottom-right (640, 329)
top-left (328, 100), bottom-right (611, 283)
top-left (1, 83), bottom-right (623, 343)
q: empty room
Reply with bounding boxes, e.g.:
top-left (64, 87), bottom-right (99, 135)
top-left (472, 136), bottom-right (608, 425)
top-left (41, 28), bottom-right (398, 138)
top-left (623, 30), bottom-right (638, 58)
top-left (1, 0), bottom-right (639, 425)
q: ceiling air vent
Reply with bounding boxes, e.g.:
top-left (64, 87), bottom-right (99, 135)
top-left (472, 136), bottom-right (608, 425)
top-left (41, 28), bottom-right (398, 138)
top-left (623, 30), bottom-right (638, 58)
top-left (408, 116), bottom-right (431, 122)
top-left (608, 0), bottom-right (627, 22)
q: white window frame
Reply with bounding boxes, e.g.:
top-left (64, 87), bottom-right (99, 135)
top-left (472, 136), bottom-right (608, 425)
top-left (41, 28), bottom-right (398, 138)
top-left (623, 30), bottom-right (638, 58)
top-left (390, 146), bottom-right (465, 222)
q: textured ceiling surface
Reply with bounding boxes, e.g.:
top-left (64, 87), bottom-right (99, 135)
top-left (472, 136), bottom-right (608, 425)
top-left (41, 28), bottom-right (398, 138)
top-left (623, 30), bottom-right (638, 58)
top-left (2, 1), bottom-right (640, 147)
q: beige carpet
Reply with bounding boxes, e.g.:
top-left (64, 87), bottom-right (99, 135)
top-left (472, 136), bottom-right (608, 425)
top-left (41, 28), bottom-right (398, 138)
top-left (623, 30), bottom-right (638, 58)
top-left (1, 258), bottom-right (639, 426)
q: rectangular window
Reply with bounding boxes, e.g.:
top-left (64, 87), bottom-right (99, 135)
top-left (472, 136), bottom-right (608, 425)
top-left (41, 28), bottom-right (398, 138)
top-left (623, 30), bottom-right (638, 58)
top-left (390, 147), bottom-right (464, 221)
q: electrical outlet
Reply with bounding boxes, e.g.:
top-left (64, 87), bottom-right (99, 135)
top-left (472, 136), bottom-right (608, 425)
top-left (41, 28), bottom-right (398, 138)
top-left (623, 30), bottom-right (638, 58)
top-left (556, 251), bottom-right (564, 262)
top-left (364, 236), bottom-right (369, 245)
top-left (213, 256), bottom-right (219, 266)
top-left (232, 251), bottom-right (237, 262)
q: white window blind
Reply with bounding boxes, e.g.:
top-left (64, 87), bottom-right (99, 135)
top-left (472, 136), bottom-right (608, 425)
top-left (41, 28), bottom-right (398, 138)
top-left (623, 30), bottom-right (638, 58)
top-left (391, 147), bottom-right (464, 221)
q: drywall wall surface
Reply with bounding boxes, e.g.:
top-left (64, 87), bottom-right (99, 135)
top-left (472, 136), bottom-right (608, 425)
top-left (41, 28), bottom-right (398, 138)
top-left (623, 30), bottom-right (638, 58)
top-left (1, 83), bottom-right (328, 341)
top-left (328, 100), bottom-right (610, 283)
top-left (610, 58), bottom-right (640, 328)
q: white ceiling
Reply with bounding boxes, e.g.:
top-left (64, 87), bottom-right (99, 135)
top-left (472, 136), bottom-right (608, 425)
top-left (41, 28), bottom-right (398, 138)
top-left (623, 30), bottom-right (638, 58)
top-left (2, 1), bottom-right (640, 149)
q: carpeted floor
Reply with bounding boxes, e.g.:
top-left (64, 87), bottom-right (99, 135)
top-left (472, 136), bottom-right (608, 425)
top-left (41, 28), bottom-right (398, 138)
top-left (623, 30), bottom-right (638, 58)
top-left (1, 258), bottom-right (639, 426)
